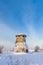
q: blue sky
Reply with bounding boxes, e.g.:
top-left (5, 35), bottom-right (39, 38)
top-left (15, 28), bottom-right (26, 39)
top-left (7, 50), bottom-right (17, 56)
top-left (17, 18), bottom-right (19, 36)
top-left (0, 0), bottom-right (43, 49)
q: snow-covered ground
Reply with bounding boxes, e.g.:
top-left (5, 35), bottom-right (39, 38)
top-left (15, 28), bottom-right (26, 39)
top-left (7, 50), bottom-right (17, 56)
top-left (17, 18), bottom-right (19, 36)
top-left (0, 52), bottom-right (43, 65)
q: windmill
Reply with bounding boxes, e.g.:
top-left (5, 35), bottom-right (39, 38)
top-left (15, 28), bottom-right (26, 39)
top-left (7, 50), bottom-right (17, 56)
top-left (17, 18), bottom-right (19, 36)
top-left (14, 34), bottom-right (28, 53)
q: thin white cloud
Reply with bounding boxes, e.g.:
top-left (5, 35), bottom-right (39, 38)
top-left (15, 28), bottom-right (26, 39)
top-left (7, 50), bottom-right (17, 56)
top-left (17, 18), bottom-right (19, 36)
top-left (22, 12), bottom-right (43, 49)
top-left (0, 23), bottom-right (16, 49)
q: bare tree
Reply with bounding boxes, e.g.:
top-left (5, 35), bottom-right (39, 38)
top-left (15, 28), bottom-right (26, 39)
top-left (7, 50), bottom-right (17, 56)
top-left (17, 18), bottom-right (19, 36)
top-left (0, 46), bottom-right (4, 53)
top-left (34, 46), bottom-right (40, 52)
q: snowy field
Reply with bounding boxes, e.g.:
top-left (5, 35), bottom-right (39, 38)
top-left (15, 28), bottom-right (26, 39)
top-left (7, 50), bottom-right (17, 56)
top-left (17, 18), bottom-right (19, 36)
top-left (0, 52), bottom-right (43, 65)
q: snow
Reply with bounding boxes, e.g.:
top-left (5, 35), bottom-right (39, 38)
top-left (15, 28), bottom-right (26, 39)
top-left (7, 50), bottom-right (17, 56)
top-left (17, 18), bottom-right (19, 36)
top-left (0, 52), bottom-right (43, 65)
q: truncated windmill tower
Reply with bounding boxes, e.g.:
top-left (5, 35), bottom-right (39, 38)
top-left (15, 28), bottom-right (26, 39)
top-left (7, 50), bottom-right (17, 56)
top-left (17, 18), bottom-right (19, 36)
top-left (14, 34), bottom-right (28, 53)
